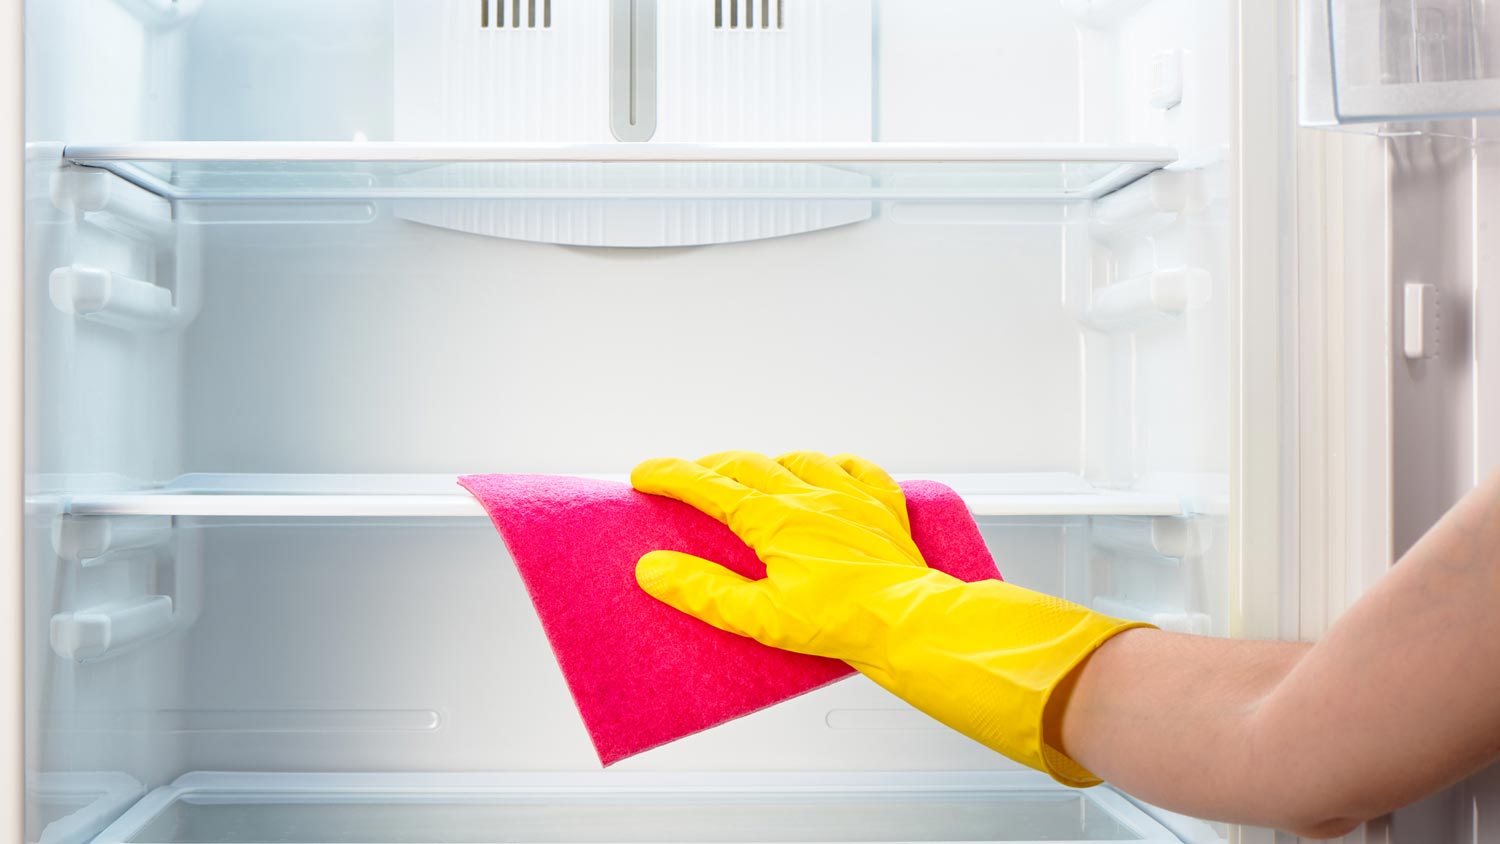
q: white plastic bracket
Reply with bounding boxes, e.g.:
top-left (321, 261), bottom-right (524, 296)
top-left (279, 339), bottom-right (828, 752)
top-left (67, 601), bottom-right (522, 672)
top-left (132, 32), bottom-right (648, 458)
top-left (51, 168), bottom-right (173, 242)
top-left (1090, 515), bottom-right (1212, 560)
top-left (1403, 282), bottom-right (1440, 360)
top-left (1089, 170), bottom-right (1193, 245)
top-left (1085, 268), bottom-right (1212, 332)
top-left (49, 266), bottom-right (178, 331)
top-left (51, 596), bottom-right (175, 662)
top-left (49, 169), bottom-right (112, 215)
top-left (52, 515), bottom-right (174, 565)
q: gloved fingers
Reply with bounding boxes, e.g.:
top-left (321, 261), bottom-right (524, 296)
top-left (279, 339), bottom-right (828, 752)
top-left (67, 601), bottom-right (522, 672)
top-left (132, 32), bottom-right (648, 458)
top-left (775, 450), bottom-right (924, 565)
top-left (775, 450), bottom-right (875, 499)
top-left (830, 452), bottom-right (902, 495)
top-left (632, 457), bottom-right (760, 526)
top-left (635, 550), bottom-right (774, 642)
top-left (831, 452), bottom-right (911, 532)
top-left (697, 450), bottom-right (812, 496)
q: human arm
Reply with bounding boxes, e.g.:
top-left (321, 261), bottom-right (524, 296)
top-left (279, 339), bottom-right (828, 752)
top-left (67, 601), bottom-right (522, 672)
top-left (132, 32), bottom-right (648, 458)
top-left (1054, 470), bottom-right (1500, 837)
top-left (633, 452), bottom-right (1500, 837)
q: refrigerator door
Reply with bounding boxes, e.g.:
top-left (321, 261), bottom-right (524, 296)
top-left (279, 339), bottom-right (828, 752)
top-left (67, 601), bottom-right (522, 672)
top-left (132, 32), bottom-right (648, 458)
top-left (1298, 2), bottom-right (1500, 841)
top-left (1382, 126), bottom-right (1500, 844)
top-left (1296, 127), bottom-right (1494, 844)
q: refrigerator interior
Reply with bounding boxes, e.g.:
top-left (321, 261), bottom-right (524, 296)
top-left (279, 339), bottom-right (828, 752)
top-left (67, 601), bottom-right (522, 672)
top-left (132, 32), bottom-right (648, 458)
top-left (23, 1), bottom-right (1235, 842)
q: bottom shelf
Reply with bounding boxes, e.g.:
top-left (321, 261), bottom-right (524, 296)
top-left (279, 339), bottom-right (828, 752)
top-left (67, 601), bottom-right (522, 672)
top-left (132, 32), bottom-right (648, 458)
top-left (95, 771), bottom-right (1181, 844)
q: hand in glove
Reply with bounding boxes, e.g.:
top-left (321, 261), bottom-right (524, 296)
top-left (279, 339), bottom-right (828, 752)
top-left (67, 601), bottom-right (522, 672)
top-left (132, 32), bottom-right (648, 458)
top-left (632, 450), bottom-right (1151, 787)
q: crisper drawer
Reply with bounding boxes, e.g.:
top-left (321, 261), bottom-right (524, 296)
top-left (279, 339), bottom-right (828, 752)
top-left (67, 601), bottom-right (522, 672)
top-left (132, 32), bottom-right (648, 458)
top-left (93, 772), bottom-right (1183, 844)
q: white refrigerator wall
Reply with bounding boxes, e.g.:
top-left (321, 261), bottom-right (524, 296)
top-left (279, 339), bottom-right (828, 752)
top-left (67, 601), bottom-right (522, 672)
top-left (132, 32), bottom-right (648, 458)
top-left (23, 1), bottom-right (1234, 841)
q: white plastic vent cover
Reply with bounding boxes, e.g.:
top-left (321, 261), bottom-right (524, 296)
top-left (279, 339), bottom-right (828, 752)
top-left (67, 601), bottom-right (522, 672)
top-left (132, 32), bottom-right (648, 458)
top-left (393, 0), bottom-right (873, 247)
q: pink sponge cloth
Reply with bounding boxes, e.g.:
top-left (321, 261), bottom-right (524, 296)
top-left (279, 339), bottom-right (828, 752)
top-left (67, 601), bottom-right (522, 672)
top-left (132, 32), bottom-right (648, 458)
top-left (457, 474), bottom-right (1002, 766)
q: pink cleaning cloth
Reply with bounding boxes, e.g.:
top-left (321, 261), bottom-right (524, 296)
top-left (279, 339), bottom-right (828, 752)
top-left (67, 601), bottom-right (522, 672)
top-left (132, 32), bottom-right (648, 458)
top-left (457, 474), bottom-right (1002, 766)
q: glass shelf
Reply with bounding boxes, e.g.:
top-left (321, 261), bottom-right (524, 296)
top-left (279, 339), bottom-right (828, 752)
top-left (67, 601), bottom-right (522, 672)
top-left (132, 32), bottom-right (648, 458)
top-left (36, 473), bottom-right (1186, 519)
top-left (58, 142), bottom-right (1176, 202)
top-left (93, 771), bottom-right (1182, 844)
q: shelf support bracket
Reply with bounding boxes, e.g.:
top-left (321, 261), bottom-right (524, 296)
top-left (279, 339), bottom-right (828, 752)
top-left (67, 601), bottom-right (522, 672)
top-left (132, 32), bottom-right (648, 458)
top-left (49, 265), bottom-right (179, 331)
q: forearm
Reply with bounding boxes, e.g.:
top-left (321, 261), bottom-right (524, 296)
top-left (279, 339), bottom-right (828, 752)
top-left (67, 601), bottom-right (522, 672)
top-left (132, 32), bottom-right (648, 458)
top-left (1053, 471), bottom-right (1500, 836)
top-left (1051, 630), bottom-right (1311, 827)
top-left (1245, 469), bottom-right (1500, 829)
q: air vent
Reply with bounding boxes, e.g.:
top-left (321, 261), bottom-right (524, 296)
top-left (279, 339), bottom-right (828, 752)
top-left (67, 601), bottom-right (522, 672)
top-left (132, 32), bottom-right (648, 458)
top-left (482, 0), bottom-right (551, 28)
top-left (715, 0), bottom-right (782, 29)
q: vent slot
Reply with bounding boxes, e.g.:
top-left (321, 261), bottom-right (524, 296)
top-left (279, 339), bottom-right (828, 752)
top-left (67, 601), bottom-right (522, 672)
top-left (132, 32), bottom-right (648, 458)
top-left (715, 0), bottom-right (780, 29)
top-left (481, 0), bottom-right (551, 28)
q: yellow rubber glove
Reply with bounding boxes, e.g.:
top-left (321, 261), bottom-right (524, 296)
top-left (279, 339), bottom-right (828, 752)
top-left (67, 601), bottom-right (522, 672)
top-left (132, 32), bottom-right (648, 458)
top-left (632, 450), bottom-right (1152, 787)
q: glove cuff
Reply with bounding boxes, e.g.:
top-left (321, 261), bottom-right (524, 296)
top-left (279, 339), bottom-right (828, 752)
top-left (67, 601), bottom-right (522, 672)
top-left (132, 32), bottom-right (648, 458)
top-left (1032, 616), bottom-right (1154, 787)
top-left (858, 577), bottom-right (1154, 788)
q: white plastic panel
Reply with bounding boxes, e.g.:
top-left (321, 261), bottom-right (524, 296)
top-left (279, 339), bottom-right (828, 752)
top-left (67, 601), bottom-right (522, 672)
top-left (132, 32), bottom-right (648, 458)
top-left (873, 4), bottom-right (1082, 143)
top-left (393, 1), bottom-right (872, 144)
top-left (655, 0), bottom-right (871, 142)
top-left (391, 0), bottom-right (875, 245)
top-left (35, 0), bottom-right (1207, 151)
top-left (23, 0), bottom-right (192, 143)
top-left (167, 208), bottom-right (1089, 476)
top-left (393, 2), bottom-right (608, 144)
top-left (177, 0), bottom-right (392, 142)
